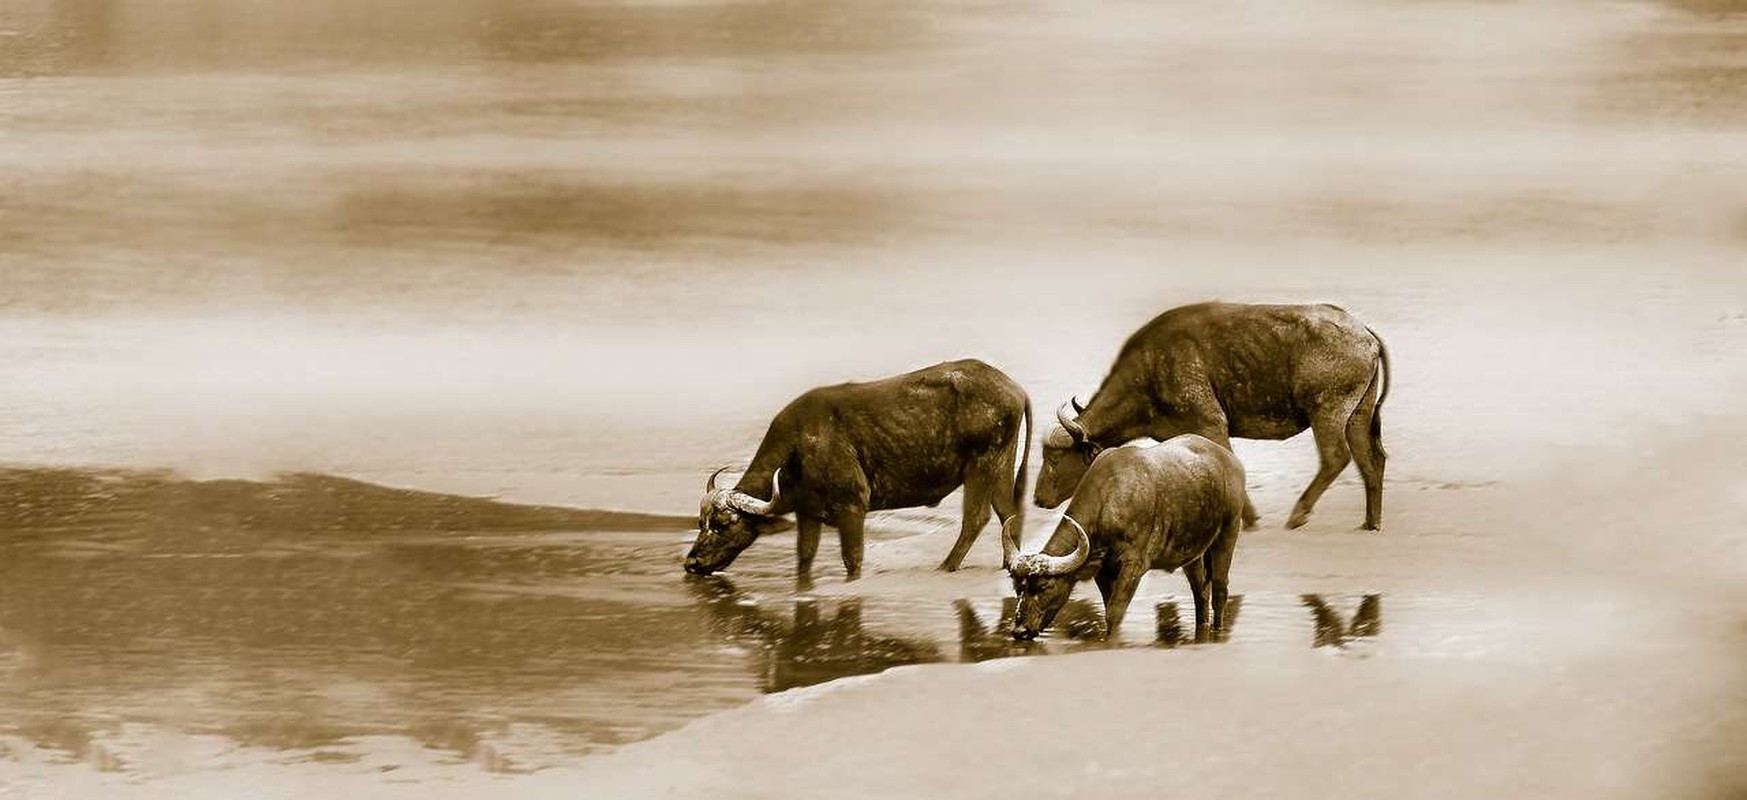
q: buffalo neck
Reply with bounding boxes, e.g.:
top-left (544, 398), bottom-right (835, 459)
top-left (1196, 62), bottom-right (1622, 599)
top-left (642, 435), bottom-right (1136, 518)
top-left (734, 425), bottom-right (794, 501)
top-left (1079, 388), bottom-right (1155, 447)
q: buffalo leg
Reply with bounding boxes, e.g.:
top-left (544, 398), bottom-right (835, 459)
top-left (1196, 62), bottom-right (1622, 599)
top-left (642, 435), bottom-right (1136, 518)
top-left (941, 473), bottom-right (995, 572)
top-left (1346, 391), bottom-right (1386, 531)
top-left (1183, 559), bottom-right (1212, 636)
top-left (1286, 401), bottom-right (1360, 530)
top-left (1101, 563), bottom-right (1146, 640)
top-left (1206, 515), bottom-right (1241, 631)
top-left (796, 515), bottom-right (822, 579)
top-left (836, 511), bottom-right (866, 580)
top-left (1094, 557), bottom-right (1121, 613)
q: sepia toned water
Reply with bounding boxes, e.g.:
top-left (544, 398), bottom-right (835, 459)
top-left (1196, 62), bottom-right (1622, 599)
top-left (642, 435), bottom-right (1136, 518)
top-left (2, 0), bottom-right (1745, 782)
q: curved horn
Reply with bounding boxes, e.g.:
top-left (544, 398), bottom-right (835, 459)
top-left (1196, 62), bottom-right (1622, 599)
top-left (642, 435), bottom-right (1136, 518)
top-left (725, 468), bottom-right (783, 516)
top-left (705, 466), bottom-right (729, 493)
top-left (1056, 401), bottom-right (1088, 443)
top-left (1000, 514), bottom-right (1022, 570)
top-left (1034, 515), bottom-right (1091, 575)
top-left (1071, 395), bottom-right (1087, 415)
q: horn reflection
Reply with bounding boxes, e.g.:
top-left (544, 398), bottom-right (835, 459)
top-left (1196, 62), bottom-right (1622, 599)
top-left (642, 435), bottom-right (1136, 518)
top-left (1300, 594), bottom-right (1383, 649)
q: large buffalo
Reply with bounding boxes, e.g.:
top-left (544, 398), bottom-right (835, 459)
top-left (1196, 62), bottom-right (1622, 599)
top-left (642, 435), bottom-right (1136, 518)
top-left (685, 359), bottom-right (1031, 579)
top-left (1004, 434), bottom-right (1247, 640)
top-left (1037, 302), bottom-right (1390, 530)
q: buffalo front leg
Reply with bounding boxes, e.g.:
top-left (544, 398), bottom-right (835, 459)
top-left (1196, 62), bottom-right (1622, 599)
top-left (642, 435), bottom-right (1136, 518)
top-left (835, 511), bottom-right (867, 580)
top-left (1100, 561), bottom-right (1148, 640)
top-left (941, 475), bottom-right (995, 572)
top-left (1287, 403), bottom-right (1359, 530)
top-left (796, 515), bottom-right (822, 582)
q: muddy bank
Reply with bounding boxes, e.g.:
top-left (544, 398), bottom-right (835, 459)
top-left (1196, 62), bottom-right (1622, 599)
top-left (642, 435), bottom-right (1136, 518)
top-left (0, 467), bottom-right (692, 542)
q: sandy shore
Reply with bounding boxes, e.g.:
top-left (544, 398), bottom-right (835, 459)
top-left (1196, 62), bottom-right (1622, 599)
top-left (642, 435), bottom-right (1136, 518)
top-left (560, 420), bottom-right (1747, 799)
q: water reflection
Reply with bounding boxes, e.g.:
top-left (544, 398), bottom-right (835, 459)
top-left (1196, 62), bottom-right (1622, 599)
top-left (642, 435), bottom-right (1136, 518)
top-left (950, 596), bottom-right (1253, 653)
top-left (0, 469), bottom-right (1391, 772)
top-left (1155, 595), bottom-right (1247, 647)
top-left (953, 598), bottom-right (1104, 662)
top-left (1301, 594), bottom-right (1384, 649)
top-left (687, 576), bottom-right (943, 693)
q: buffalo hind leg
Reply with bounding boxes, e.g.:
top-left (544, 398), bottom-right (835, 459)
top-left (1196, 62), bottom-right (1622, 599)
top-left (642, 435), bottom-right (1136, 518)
top-left (835, 511), bottom-right (867, 580)
top-left (1346, 393), bottom-right (1386, 531)
top-left (1206, 515), bottom-right (1241, 633)
top-left (1183, 559), bottom-right (1212, 640)
top-left (941, 472), bottom-right (996, 572)
top-left (1286, 399), bottom-right (1361, 530)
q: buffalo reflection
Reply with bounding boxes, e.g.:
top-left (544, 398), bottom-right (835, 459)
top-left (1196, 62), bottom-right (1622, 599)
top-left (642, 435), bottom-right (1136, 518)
top-left (953, 598), bottom-right (1108, 661)
top-left (685, 581), bottom-right (1387, 697)
top-left (953, 595), bottom-right (1243, 653)
top-left (1155, 595), bottom-right (1246, 646)
top-left (1301, 594), bottom-right (1383, 648)
top-left (686, 576), bottom-right (943, 693)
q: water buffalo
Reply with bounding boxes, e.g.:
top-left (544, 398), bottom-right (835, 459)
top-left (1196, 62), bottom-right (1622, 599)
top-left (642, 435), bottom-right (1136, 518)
top-left (1005, 434), bottom-right (1247, 640)
top-left (1037, 302), bottom-right (1390, 530)
top-left (685, 358), bottom-right (1031, 580)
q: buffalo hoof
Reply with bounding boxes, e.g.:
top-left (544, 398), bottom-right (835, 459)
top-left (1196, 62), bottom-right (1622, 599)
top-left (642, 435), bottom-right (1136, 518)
top-left (1285, 512), bottom-right (1311, 530)
top-left (1359, 522), bottom-right (1382, 533)
top-left (1242, 517), bottom-right (1260, 531)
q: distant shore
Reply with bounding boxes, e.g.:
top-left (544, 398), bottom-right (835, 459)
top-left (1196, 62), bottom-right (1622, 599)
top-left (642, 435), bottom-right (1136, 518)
top-left (0, 466), bottom-right (696, 540)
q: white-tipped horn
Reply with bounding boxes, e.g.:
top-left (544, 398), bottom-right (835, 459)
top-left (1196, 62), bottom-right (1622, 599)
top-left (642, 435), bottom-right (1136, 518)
top-left (725, 468), bottom-right (783, 516)
top-left (1033, 515), bottom-right (1091, 575)
top-left (705, 466), bottom-right (729, 493)
top-left (1000, 514), bottom-right (1023, 570)
top-left (1056, 401), bottom-right (1088, 443)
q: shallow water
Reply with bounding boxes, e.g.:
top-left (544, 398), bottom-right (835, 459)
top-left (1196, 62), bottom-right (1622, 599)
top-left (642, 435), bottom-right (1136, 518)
top-left (0, 475), bottom-right (1437, 773)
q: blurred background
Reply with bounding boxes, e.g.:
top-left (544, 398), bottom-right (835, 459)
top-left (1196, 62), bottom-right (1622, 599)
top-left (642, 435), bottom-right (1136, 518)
top-left (3, 0), bottom-right (1744, 512)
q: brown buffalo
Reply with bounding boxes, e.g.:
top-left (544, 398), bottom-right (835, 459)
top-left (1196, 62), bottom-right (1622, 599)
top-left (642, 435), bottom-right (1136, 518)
top-left (1038, 302), bottom-right (1390, 530)
top-left (687, 359), bottom-right (1031, 579)
top-left (1006, 434), bottom-right (1248, 640)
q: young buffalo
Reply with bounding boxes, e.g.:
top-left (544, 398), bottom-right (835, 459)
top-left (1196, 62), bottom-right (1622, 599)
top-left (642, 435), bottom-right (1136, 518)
top-left (1005, 434), bottom-right (1246, 640)
top-left (686, 359), bottom-right (1031, 580)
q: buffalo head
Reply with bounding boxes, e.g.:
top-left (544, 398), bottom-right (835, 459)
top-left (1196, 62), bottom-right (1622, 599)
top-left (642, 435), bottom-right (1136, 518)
top-left (1002, 514), bottom-right (1091, 640)
top-left (1034, 398), bottom-right (1100, 508)
top-left (685, 467), bottom-right (784, 575)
